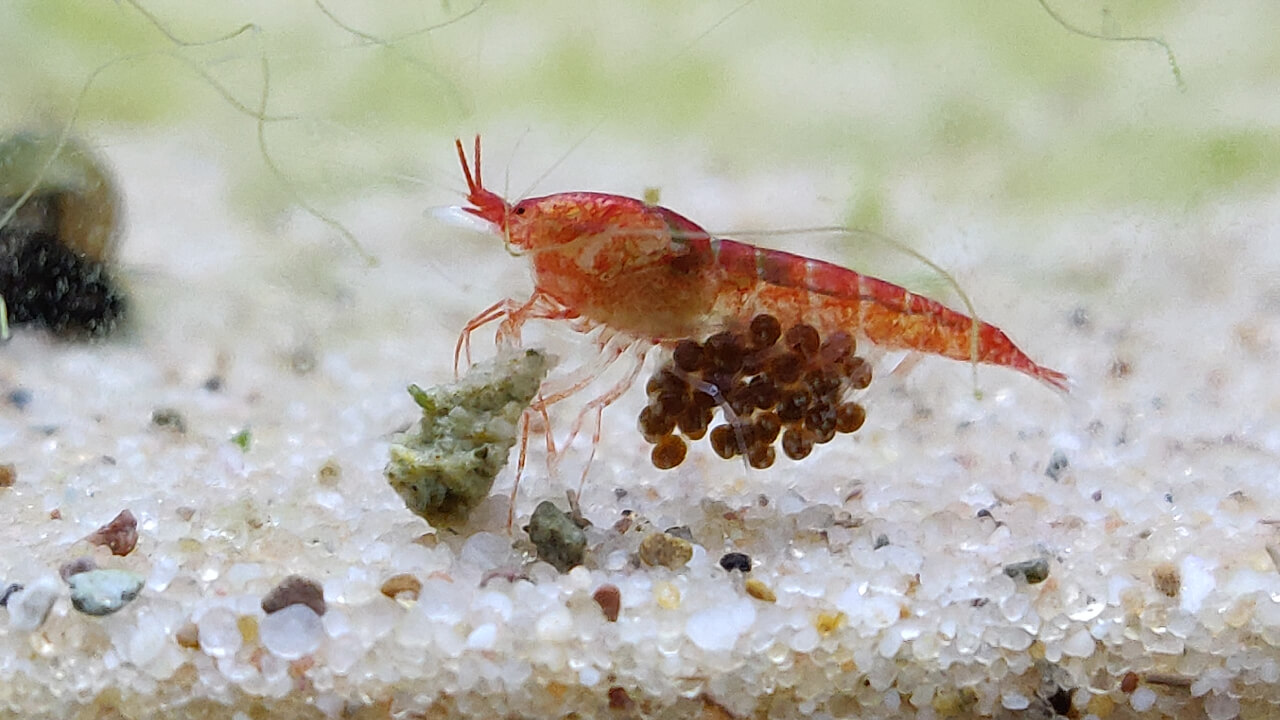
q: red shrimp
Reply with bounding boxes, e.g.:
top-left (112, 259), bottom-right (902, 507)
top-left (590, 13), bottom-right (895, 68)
top-left (452, 136), bottom-right (1068, 392)
top-left (448, 135), bottom-right (1067, 515)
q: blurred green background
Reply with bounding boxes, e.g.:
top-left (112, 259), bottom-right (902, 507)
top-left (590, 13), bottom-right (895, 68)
top-left (2, 0), bottom-right (1276, 270)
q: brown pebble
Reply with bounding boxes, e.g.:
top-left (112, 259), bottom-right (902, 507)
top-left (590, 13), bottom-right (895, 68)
top-left (175, 506), bottom-right (195, 521)
top-left (608, 686), bottom-right (636, 711)
top-left (174, 622), bottom-right (200, 649)
top-left (262, 575), bottom-right (326, 616)
top-left (49, 508), bottom-right (62, 520)
top-left (86, 509), bottom-right (138, 556)
top-left (651, 435), bottom-right (687, 469)
top-left (380, 573), bottom-right (422, 601)
top-left (745, 578), bottom-right (776, 602)
top-left (638, 531), bottom-right (694, 569)
top-left (0, 463), bottom-right (15, 488)
top-left (748, 314), bottom-right (782, 348)
top-left (59, 556), bottom-right (98, 581)
top-left (1152, 563), bottom-right (1180, 598)
top-left (593, 584), bottom-right (621, 622)
top-left (1120, 671), bottom-right (1139, 693)
top-left (316, 459), bottom-right (342, 487)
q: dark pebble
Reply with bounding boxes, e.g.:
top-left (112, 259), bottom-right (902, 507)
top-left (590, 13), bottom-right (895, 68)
top-left (86, 508), bottom-right (138, 556)
top-left (6, 388), bottom-right (32, 410)
top-left (1003, 558), bottom-right (1050, 584)
top-left (261, 574), bottom-right (326, 616)
top-left (664, 525), bottom-right (694, 542)
top-left (593, 584), bottom-right (621, 622)
top-left (1044, 450), bottom-right (1069, 481)
top-left (525, 500), bottom-right (587, 572)
top-left (719, 552), bottom-right (752, 573)
top-left (59, 556), bottom-right (98, 581)
top-left (150, 408), bottom-right (187, 433)
top-left (0, 582), bottom-right (23, 606)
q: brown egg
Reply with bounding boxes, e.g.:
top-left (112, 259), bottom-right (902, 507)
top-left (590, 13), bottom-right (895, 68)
top-left (835, 402), bottom-right (866, 434)
top-left (709, 425), bottom-right (739, 459)
top-left (747, 444), bottom-right (776, 470)
top-left (748, 313), bottom-right (782, 349)
top-left (781, 428), bottom-right (815, 460)
top-left (672, 339), bottom-right (703, 373)
top-left (651, 435), bottom-right (688, 469)
top-left (784, 324), bottom-right (820, 356)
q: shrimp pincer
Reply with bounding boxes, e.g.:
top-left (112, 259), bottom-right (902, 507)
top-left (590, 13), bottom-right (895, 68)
top-left (451, 135), bottom-right (1067, 393)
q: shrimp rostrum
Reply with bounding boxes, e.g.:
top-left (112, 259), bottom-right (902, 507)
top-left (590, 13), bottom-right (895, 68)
top-left (449, 136), bottom-right (1067, 492)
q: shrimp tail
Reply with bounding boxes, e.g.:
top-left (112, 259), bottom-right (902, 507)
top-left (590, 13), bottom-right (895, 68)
top-left (711, 238), bottom-right (1070, 392)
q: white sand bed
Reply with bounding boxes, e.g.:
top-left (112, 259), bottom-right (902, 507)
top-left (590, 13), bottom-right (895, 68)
top-left (1, 132), bottom-right (1278, 719)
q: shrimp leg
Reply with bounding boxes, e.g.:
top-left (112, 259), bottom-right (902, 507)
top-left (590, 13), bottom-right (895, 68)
top-left (453, 290), bottom-right (578, 373)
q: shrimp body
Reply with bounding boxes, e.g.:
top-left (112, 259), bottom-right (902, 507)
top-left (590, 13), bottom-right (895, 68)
top-left (454, 136), bottom-right (1068, 392)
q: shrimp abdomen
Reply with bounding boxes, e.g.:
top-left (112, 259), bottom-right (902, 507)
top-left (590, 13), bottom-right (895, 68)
top-left (711, 238), bottom-right (1069, 391)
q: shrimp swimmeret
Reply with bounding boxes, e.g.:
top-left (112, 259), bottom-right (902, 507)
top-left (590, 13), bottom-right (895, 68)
top-left (448, 136), bottom-right (1067, 486)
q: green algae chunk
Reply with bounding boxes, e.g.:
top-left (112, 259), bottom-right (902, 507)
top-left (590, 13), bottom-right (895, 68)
top-left (386, 349), bottom-right (550, 528)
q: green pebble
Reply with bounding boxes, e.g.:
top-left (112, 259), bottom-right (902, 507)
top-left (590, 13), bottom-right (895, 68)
top-left (525, 501), bottom-right (587, 572)
top-left (68, 569), bottom-right (144, 616)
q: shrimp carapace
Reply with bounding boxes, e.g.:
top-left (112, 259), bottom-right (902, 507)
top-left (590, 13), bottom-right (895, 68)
top-left (638, 313), bottom-right (871, 470)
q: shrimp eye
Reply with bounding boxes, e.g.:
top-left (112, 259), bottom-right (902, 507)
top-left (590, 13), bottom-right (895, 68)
top-left (514, 206), bottom-right (526, 215)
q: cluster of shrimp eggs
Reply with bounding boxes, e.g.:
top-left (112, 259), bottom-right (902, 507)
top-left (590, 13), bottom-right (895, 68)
top-left (639, 314), bottom-right (871, 470)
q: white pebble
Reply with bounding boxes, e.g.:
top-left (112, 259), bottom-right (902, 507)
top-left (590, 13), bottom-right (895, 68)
top-left (1062, 628), bottom-right (1096, 658)
top-left (1130, 687), bottom-right (1157, 711)
top-left (7, 576), bottom-right (60, 631)
top-left (535, 607), bottom-right (573, 643)
top-left (686, 599), bottom-right (755, 652)
top-left (260, 604), bottom-right (323, 659)
top-left (197, 608), bottom-right (243, 658)
top-left (466, 623), bottom-right (497, 650)
top-left (1203, 692), bottom-right (1239, 720)
top-left (126, 621), bottom-right (167, 667)
top-left (1179, 555), bottom-right (1215, 615)
top-left (1001, 691), bottom-right (1030, 710)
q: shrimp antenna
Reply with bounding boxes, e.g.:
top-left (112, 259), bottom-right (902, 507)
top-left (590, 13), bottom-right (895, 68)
top-left (455, 136), bottom-right (479, 195)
